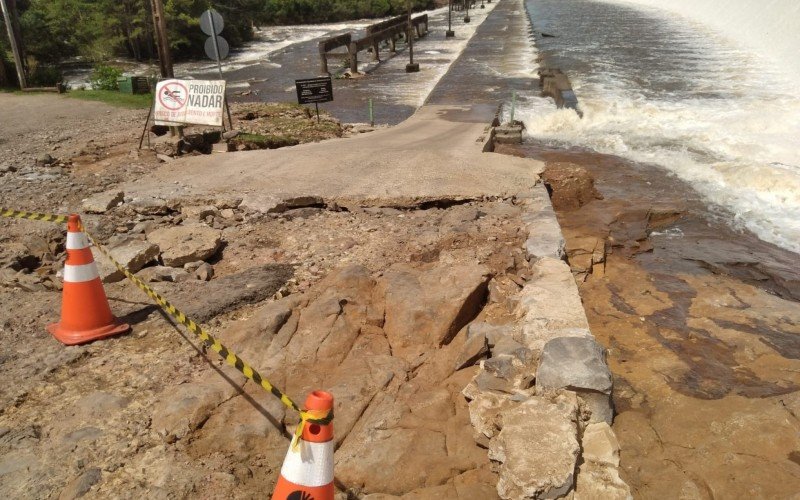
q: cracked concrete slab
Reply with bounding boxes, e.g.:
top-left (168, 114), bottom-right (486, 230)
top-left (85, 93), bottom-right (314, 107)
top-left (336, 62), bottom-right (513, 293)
top-left (122, 105), bottom-right (543, 212)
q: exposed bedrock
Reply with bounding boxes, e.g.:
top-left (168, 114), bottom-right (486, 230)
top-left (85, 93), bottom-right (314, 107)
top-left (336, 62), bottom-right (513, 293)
top-left (149, 260), bottom-right (497, 496)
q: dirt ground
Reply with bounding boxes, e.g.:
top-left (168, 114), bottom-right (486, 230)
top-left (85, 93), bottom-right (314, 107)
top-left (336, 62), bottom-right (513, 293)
top-left (0, 94), bottom-right (537, 498)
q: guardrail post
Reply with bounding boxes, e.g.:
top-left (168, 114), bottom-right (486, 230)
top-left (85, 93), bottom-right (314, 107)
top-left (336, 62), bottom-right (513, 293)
top-left (349, 42), bottom-right (358, 73)
top-left (372, 38), bottom-right (380, 61)
top-left (369, 98), bottom-right (374, 126)
top-left (319, 47), bottom-right (329, 74)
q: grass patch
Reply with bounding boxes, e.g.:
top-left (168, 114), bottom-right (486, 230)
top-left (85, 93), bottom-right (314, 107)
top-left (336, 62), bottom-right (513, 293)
top-left (65, 89), bottom-right (152, 109)
top-left (233, 132), bottom-right (300, 150)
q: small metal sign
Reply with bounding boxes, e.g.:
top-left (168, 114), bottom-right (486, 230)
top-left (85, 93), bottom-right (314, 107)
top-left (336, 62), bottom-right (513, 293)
top-left (200, 9), bottom-right (224, 36)
top-left (204, 36), bottom-right (229, 61)
top-left (295, 77), bottom-right (334, 105)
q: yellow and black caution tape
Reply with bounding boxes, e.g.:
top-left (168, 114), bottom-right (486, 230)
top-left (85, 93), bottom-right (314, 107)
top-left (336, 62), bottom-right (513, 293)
top-left (1, 207), bottom-right (330, 447)
top-left (0, 208), bottom-right (68, 224)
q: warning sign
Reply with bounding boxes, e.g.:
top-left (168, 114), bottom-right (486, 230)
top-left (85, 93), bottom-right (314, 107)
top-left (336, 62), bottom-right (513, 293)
top-left (154, 79), bottom-right (226, 127)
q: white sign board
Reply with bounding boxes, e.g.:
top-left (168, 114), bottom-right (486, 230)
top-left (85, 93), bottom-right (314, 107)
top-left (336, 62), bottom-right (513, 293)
top-left (154, 79), bottom-right (226, 127)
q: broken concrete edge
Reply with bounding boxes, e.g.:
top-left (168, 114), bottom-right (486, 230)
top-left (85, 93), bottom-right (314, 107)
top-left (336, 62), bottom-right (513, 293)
top-left (484, 121), bottom-right (525, 149)
top-left (87, 189), bottom-right (511, 220)
top-left (481, 126), bottom-right (496, 152)
top-left (242, 193), bottom-right (495, 215)
top-left (459, 178), bottom-right (631, 498)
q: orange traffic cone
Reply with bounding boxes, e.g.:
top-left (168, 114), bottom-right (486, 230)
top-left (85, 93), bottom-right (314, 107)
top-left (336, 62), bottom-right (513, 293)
top-left (47, 214), bottom-right (130, 345)
top-left (272, 391), bottom-right (335, 500)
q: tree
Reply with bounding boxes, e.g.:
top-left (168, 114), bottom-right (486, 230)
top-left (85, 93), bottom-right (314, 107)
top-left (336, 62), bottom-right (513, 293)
top-left (10, 0), bottom-right (437, 67)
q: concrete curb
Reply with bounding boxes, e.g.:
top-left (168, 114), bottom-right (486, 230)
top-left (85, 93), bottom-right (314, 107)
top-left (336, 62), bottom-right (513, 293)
top-left (463, 174), bottom-right (631, 498)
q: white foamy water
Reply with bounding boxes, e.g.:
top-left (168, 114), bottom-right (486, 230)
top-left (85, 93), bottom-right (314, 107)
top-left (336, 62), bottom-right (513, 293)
top-left (519, 0), bottom-right (800, 253)
top-left (179, 21), bottom-right (375, 75)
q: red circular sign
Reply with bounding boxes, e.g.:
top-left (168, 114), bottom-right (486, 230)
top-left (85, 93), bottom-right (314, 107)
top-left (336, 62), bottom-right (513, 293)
top-left (158, 81), bottom-right (188, 111)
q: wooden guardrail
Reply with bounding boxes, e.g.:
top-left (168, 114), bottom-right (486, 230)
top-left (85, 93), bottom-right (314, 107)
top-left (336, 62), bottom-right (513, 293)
top-left (318, 15), bottom-right (429, 75)
top-left (365, 15), bottom-right (406, 37)
top-left (318, 33), bottom-right (352, 74)
top-left (347, 14), bottom-right (429, 73)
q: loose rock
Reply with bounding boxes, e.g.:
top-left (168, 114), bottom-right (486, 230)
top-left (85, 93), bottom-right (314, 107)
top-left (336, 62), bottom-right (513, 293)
top-left (454, 328), bottom-right (489, 370)
top-left (82, 191), bottom-right (124, 214)
top-left (195, 262), bottom-right (214, 281)
top-left (541, 162), bottom-right (602, 211)
top-left (96, 239), bottom-right (160, 283)
top-left (147, 225), bottom-right (223, 267)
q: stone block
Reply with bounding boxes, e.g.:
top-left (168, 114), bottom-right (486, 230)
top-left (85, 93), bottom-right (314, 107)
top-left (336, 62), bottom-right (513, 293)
top-left (574, 463), bottom-right (632, 500)
top-left (515, 257), bottom-right (592, 353)
top-left (581, 422), bottom-right (620, 467)
top-left (521, 184), bottom-right (566, 261)
top-left (489, 395), bottom-right (579, 499)
top-left (96, 238), bottom-right (160, 283)
top-left (536, 337), bottom-right (612, 393)
top-left (536, 336), bottom-right (613, 423)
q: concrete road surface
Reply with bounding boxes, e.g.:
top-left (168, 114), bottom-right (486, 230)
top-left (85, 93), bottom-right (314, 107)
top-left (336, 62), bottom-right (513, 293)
top-left (125, 104), bottom-right (543, 210)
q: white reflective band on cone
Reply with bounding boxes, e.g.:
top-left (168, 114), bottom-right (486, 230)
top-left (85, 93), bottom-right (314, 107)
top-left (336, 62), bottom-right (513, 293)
top-left (66, 232), bottom-right (90, 250)
top-left (280, 440), bottom-right (334, 487)
top-left (63, 263), bottom-right (100, 283)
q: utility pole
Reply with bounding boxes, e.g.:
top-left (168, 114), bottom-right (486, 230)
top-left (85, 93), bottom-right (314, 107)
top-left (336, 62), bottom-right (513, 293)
top-left (150, 0), bottom-right (180, 138)
top-left (405, 0), bottom-right (419, 72)
top-left (1, 0), bottom-right (26, 88)
top-left (8, 0), bottom-right (23, 65)
top-left (150, 0), bottom-right (174, 78)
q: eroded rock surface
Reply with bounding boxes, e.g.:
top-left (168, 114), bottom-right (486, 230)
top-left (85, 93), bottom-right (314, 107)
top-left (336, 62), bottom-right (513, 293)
top-left (514, 144), bottom-right (800, 498)
top-left (541, 163), bottom-right (601, 211)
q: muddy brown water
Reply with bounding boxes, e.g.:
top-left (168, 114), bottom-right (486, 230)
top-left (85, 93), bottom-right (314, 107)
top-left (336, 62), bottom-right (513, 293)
top-left (515, 143), bottom-right (800, 498)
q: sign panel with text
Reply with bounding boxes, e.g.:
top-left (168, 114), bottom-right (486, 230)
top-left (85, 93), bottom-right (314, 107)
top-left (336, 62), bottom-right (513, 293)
top-left (295, 77), bottom-right (334, 105)
top-left (154, 79), bottom-right (226, 126)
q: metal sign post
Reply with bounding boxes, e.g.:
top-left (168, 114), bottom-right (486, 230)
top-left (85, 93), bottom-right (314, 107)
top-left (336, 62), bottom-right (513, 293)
top-left (446, 0), bottom-right (455, 38)
top-left (201, 9), bottom-right (233, 129)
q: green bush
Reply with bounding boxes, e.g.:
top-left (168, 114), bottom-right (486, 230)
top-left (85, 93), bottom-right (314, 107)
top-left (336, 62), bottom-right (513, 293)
top-left (89, 64), bottom-right (123, 91)
top-left (27, 64), bottom-right (63, 87)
